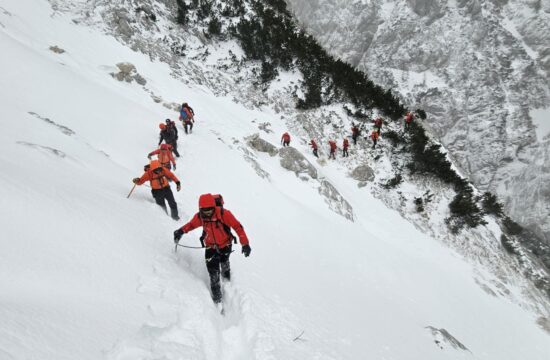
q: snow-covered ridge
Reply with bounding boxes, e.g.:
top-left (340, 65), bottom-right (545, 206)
top-left (0, 0), bottom-right (549, 359)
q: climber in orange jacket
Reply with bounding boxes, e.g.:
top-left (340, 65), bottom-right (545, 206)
top-left (370, 130), bottom-right (379, 149)
top-left (342, 138), bottom-right (349, 157)
top-left (133, 160), bottom-right (181, 220)
top-left (329, 140), bottom-right (337, 159)
top-left (173, 193), bottom-right (251, 303)
top-left (148, 143), bottom-right (176, 170)
top-left (281, 132), bottom-right (291, 147)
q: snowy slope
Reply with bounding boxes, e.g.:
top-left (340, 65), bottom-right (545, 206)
top-left (0, 1), bottom-right (549, 359)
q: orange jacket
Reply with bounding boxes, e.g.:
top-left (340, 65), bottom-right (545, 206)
top-left (136, 167), bottom-right (179, 190)
top-left (343, 139), bottom-right (349, 149)
top-left (148, 148), bottom-right (175, 167)
top-left (180, 208), bottom-right (249, 248)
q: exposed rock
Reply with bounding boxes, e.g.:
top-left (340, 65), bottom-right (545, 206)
top-left (350, 164), bottom-right (375, 182)
top-left (246, 133), bottom-right (278, 157)
top-left (49, 45), bottom-right (65, 54)
top-left (279, 146), bottom-right (318, 179)
top-left (111, 62), bottom-right (147, 85)
top-left (426, 326), bottom-right (470, 352)
top-left (318, 179), bottom-right (354, 221)
top-left (163, 102), bottom-right (181, 112)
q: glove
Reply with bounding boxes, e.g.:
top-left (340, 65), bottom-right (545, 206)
top-left (132, 178), bottom-right (140, 184)
top-left (173, 164), bottom-right (176, 170)
top-left (147, 154), bottom-right (152, 160)
top-left (176, 181), bottom-right (181, 192)
top-left (242, 245), bottom-right (251, 257)
top-left (173, 229), bottom-right (184, 244)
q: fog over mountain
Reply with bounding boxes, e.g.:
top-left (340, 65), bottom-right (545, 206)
top-left (285, 0), bottom-right (550, 244)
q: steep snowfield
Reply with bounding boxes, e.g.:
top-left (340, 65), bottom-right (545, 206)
top-left (0, 1), bottom-right (549, 359)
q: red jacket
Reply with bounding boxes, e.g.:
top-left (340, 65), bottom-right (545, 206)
top-left (137, 167), bottom-right (179, 189)
top-left (352, 126), bottom-right (359, 135)
top-left (343, 139), bottom-right (349, 149)
top-left (329, 141), bottom-right (337, 151)
top-left (148, 148), bottom-right (175, 167)
top-left (371, 131), bottom-right (379, 140)
top-left (405, 112), bottom-right (414, 123)
top-left (181, 208), bottom-right (249, 248)
top-left (281, 132), bottom-right (290, 142)
top-left (310, 140), bottom-right (318, 150)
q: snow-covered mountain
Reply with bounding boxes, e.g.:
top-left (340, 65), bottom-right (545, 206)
top-left (0, 0), bottom-right (549, 359)
top-left (285, 0), bottom-right (550, 245)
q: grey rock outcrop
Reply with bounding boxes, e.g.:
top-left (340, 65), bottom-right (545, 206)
top-left (279, 146), bottom-right (318, 180)
top-left (49, 45), bottom-right (65, 54)
top-left (111, 62), bottom-right (147, 85)
top-left (350, 164), bottom-right (375, 182)
top-left (318, 179), bottom-right (354, 221)
top-left (246, 134), bottom-right (278, 156)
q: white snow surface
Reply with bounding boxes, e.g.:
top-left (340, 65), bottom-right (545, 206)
top-left (0, 1), bottom-right (549, 360)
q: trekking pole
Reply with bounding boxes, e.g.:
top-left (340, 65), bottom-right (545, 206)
top-left (127, 183), bottom-right (137, 198)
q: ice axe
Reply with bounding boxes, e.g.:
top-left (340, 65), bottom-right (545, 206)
top-left (126, 182), bottom-right (137, 198)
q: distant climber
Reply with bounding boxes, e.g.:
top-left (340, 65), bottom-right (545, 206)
top-left (180, 102), bottom-right (195, 134)
top-left (165, 119), bottom-right (178, 139)
top-left (148, 143), bottom-right (176, 170)
top-left (329, 140), bottom-right (337, 160)
top-left (374, 117), bottom-right (383, 135)
top-left (370, 129), bottom-right (379, 149)
top-left (173, 193), bottom-right (251, 304)
top-left (404, 111), bottom-right (414, 130)
top-left (133, 160), bottom-right (181, 220)
top-left (342, 138), bottom-right (349, 157)
top-left (159, 122), bottom-right (180, 157)
top-left (281, 132), bottom-right (291, 147)
top-left (351, 124), bottom-right (360, 145)
top-left (310, 139), bottom-right (319, 158)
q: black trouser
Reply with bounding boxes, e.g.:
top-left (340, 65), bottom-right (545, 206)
top-left (343, 148), bottom-right (348, 157)
top-left (282, 140), bottom-right (290, 147)
top-left (205, 245), bottom-right (232, 303)
top-left (184, 121), bottom-right (193, 134)
top-left (352, 134), bottom-right (358, 145)
top-left (151, 187), bottom-right (178, 219)
top-left (168, 141), bottom-right (180, 157)
top-left (372, 139), bottom-right (377, 149)
top-left (313, 149), bottom-right (318, 158)
top-left (329, 150), bottom-right (336, 159)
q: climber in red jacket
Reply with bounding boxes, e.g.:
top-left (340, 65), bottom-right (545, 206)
top-left (329, 140), bottom-right (337, 159)
top-left (310, 139), bottom-right (319, 158)
top-left (173, 193), bottom-right (251, 304)
top-left (281, 132), bottom-right (291, 147)
top-left (342, 138), bottom-right (349, 157)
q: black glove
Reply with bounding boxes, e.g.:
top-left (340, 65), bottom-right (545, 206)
top-left (176, 181), bottom-right (181, 192)
top-left (173, 164), bottom-right (176, 170)
top-left (173, 229), bottom-right (184, 244)
top-left (132, 177), bottom-right (140, 184)
top-left (242, 245), bottom-right (251, 257)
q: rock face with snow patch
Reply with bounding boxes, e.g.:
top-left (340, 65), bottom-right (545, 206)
top-left (246, 133), bottom-right (278, 156)
top-left (318, 179), bottom-right (354, 221)
top-left (279, 146), bottom-right (318, 180)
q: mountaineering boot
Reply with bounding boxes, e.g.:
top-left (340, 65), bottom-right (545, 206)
top-left (221, 260), bottom-right (231, 281)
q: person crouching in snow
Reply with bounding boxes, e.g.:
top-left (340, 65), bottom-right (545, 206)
top-left (173, 193), bottom-right (251, 304)
top-left (133, 160), bottom-right (181, 220)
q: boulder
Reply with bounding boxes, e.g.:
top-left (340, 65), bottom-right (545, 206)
top-left (350, 164), bottom-right (375, 182)
top-left (246, 134), bottom-right (278, 157)
top-left (279, 147), bottom-right (318, 179)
